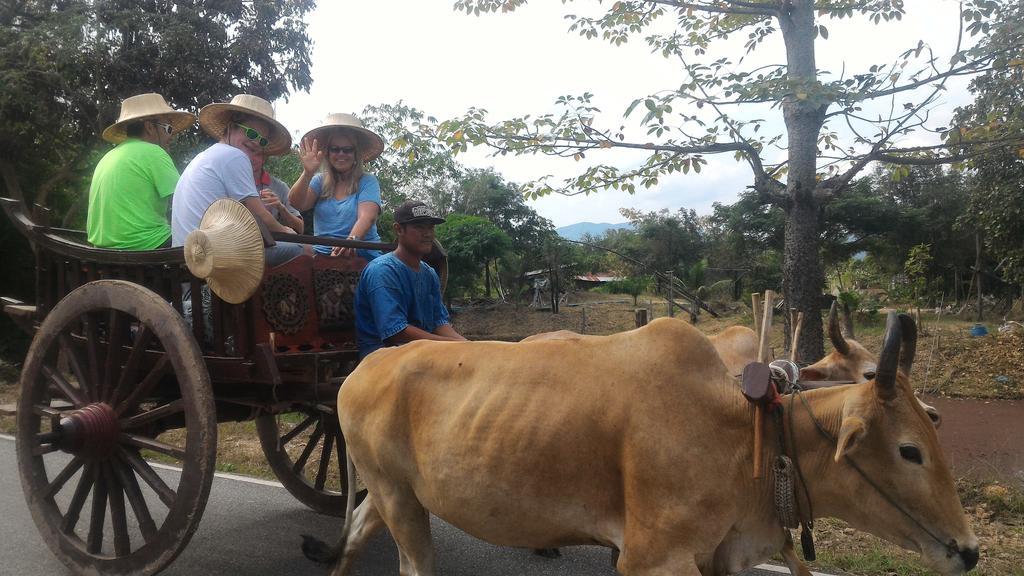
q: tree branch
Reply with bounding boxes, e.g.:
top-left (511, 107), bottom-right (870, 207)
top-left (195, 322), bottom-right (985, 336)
top-left (646, 0), bottom-right (779, 17)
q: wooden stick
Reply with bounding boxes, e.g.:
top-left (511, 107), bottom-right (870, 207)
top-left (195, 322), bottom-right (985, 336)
top-left (752, 293), bottom-right (763, 336)
top-left (757, 290), bottom-right (775, 363)
top-left (791, 311), bottom-right (804, 363)
top-left (753, 290), bottom-right (775, 479)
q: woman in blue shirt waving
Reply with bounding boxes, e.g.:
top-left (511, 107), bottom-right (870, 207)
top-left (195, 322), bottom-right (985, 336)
top-left (289, 113), bottom-right (385, 260)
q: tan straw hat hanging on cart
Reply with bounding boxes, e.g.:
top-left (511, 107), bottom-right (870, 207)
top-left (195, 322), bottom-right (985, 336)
top-left (101, 93), bottom-right (196, 144)
top-left (302, 113), bottom-right (385, 162)
top-left (184, 199), bottom-right (265, 304)
top-left (198, 94), bottom-right (293, 155)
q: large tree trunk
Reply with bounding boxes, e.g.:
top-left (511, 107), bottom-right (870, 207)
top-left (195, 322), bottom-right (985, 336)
top-left (778, 0), bottom-right (827, 361)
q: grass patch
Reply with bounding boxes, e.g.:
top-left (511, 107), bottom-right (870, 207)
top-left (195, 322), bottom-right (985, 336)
top-left (814, 546), bottom-right (932, 576)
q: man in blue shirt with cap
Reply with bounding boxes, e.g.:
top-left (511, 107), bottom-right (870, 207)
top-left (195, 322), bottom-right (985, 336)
top-left (354, 200), bottom-right (466, 358)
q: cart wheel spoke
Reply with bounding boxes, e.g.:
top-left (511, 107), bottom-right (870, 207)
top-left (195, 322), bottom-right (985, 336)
top-left (86, 465), bottom-right (108, 554)
top-left (42, 365), bottom-right (86, 407)
top-left (115, 355), bottom-right (170, 416)
top-left (120, 399), bottom-right (184, 430)
top-left (61, 462), bottom-right (96, 535)
top-left (109, 324), bottom-right (152, 406)
top-left (101, 310), bottom-right (127, 402)
top-left (43, 457), bottom-right (86, 499)
top-left (57, 334), bottom-right (90, 404)
top-left (112, 453), bottom-right (158, 543)
top-left (119, 447), bottom-right (177, 508)
top-left (292, 423), bottom-right (324, 474)
top-left (314, 424), bottom-right (335, 491)
top-left (104, 463), bottom-right (131, 556)
top-left (121, 433), bottom-right (186, 461)
top-left (280, 414), bottom-right (318, 446)
top-left (82, 312), bottom-right (103, 404)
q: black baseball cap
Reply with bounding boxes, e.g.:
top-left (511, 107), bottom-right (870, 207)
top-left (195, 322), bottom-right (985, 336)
top-left (394, 200), bottom-right (445, 225)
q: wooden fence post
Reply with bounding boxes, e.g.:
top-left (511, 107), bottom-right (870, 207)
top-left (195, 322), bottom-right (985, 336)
top-left (635, 308), bottom-right (649, 327)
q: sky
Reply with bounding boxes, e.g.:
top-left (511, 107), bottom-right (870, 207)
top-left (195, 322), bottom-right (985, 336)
top-left (274, 0), bottom-right (976, 228)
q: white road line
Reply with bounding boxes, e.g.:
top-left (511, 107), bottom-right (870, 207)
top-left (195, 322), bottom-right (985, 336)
top-left (1, 433), bottom-right (833, 575)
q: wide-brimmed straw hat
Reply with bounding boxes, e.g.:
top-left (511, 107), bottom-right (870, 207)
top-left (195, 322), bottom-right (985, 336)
top-left (198, 94), bottom-right (292, 155)
top-left (184, 199), bottom-right (265, 304)
top-left (102, 93), bottom-right (196, 144)
top-left (302, 113), bottom-right (385, 162)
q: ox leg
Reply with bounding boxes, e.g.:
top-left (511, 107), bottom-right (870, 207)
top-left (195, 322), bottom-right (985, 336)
top-left (373, 489), bottom-right (436, 576)
top-left (780, 533), bottom-right (812, 576)
top-left (329, 496), bottom-right (388, 576)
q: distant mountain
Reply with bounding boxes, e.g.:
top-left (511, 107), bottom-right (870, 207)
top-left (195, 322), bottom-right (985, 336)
top-left (556, 221), bottom-right (633, 241)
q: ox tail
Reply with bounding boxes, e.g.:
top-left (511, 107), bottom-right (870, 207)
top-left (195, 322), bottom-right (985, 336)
top-left (301, 449), bottom-right (358, 565)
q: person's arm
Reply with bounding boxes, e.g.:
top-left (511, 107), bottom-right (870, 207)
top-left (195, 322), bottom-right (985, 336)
top-left (433, 323), bottom-right (466, 340)
top-left (260, 184), bottom-right (305, 234)
top-left (278, 206), bottom-right (304, 234)
top-left (331, 201), bottom-right (380, 257)
top-left (241, 196), bottom-right (295, 234)
top-left (385, 324), bottom-right (464, 345)
top-left (288, 137), bottom-right (322, 212)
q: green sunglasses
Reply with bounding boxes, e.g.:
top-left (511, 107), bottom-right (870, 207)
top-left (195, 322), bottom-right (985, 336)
top-left (236, 122), bottom-right (269, 147)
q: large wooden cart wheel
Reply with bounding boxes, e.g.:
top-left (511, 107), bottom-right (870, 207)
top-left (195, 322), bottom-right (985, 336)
top-left (256, 404), bottom-right (357, 516)
top-left (16, 280), bottom-right (217, 576)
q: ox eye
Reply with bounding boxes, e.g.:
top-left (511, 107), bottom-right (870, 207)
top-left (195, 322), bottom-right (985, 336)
top-left (899, 445), bottom-right (923, 465)
top-left (863, 371), bottom-right (876, 380)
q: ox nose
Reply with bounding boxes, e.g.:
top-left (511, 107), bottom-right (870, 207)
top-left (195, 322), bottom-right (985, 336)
top-left (959, 545), bottom-right (979, 571)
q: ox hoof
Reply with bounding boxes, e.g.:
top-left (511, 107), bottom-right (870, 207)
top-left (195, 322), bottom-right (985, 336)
top-left (533, 548), bottom-right (562, 558)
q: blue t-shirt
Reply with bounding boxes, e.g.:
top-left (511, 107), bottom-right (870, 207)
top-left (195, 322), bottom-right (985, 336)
top-left (354, 252), bottom-right (450, 358)
top-left (310, 173), bottom-right (382, 256)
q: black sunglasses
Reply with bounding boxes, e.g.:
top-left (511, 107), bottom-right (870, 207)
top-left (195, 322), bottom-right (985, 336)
top-left (328, 145), bottom-right (356, 155)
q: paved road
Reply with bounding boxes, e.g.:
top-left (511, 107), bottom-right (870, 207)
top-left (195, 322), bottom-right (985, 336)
top-left (1, 436), bottom-right (813, 576)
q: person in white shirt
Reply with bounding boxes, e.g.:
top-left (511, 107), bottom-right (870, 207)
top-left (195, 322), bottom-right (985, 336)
top-left (171, 94), bottom-right (302, 267)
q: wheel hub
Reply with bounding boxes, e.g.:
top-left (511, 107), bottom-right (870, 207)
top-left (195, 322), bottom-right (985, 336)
top-left (58, 403), bottom-right (121, 459)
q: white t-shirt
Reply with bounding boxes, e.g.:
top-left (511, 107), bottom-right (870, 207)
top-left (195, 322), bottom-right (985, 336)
top-left (171, 143), bottom-right (258, 246)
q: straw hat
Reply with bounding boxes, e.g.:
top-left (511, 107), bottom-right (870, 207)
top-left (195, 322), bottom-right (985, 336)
top-left (184, 199), bottom-right (265, 304)
top-left (302, 113), bottom-right (385, 162)
top-left (198, 94), bottom-right (292, 155)
top-left (102, 93), bottom-right (196, 144)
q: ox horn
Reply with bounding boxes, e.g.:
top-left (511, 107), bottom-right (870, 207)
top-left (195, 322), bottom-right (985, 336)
top-left (842, 300), bottom-right (856, 339)
top-left (828, 301), bottom-right (851, 356)
top-left (897, 313), bottom-right (918, 377)
top-left (875, 312), bottom-right (902, 400)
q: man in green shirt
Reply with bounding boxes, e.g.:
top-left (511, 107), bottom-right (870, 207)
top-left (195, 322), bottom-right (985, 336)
top-left (87, 93), bottom-right (196, 250)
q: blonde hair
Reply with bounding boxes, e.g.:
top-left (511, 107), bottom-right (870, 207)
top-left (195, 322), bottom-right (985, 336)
top-left (320, 128), bottom-right (365, 200)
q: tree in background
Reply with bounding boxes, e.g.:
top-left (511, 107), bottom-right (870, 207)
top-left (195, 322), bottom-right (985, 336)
top-left (438, 0), bottom-right (1020, 360)
top-left (0, 0), bottom-right (314, 222)
top-left (436, 214), bottom-right (512, 298)
top-left (360, 102), bottom-right (465, 213)
top-left (952, 1), bottom-right (1024, 291)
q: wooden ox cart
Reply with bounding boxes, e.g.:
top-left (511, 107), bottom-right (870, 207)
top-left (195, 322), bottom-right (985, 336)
top-left (0, 197), bottom-right (445, 575)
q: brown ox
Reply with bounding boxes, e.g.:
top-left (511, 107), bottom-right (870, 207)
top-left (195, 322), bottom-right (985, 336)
top-left (802, 304), bottom-right (941, 427)
top-left (523, 325), bottom-right (759, 377)
top-left (320, 313), bottom-right (976, 576)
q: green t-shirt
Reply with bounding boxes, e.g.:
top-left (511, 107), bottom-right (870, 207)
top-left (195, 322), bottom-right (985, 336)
top-left (87, 139), bottom-right (179, 250)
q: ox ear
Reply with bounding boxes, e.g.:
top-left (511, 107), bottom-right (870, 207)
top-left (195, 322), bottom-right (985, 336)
top-left (834, 416), bottom-right (867, 462)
